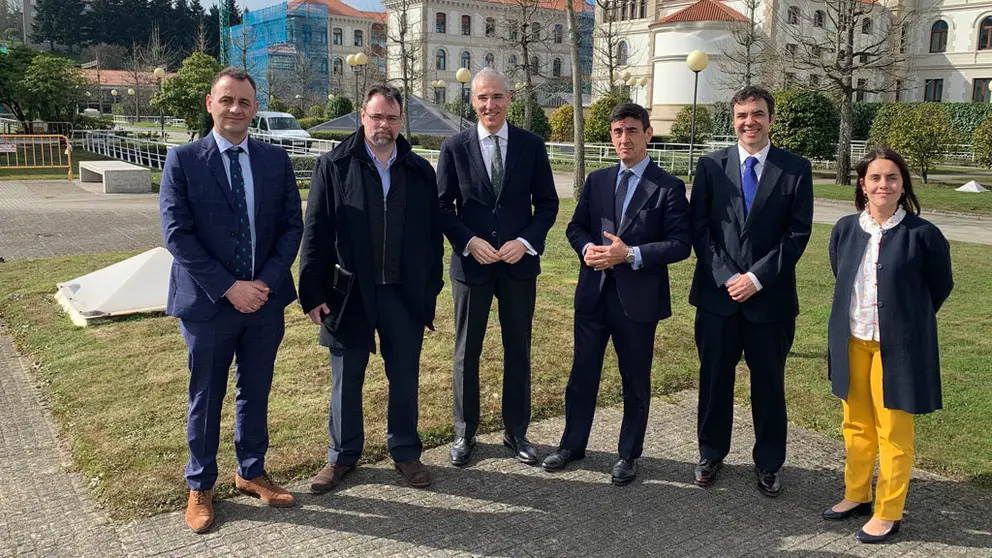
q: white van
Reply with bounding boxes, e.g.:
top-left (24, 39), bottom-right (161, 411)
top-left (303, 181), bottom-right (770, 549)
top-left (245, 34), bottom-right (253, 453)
top-left (249, 111), bottom-right (312, 148)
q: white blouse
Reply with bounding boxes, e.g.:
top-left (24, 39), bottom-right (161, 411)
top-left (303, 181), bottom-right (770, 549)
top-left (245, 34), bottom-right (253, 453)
top-left (849, 207), bottom-right (907, 341)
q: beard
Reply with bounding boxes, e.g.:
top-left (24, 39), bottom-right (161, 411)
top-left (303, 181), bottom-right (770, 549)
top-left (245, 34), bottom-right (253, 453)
top-left (369, 130), bottom-right (395, 147)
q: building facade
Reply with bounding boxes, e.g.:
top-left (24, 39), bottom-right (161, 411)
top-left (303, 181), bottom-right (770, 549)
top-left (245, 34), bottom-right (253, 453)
top-left (905, 0), bottom-right (992, 102)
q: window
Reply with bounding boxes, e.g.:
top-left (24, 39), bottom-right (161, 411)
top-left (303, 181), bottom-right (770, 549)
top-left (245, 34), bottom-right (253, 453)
top-left (973, 78), bottom-right (992, 102)
top-left (621, 1), bottom-right (628, 20)
top-left (303, 25), bottom-right (311, 43)
top-left (859, 52), bottom-right (868, 63)
top-left (812, 44), bottom-right (822, 58)
top-left (320, 59), bottom-right (328, 74)
top-left (553, 58), bottom-right (562, 77)
top-left (531, 22), bottom-right (541, 40)
top-left (460, 50), bottom-right (471, 69)
top-left (436, 48), bottom-right (446, 70)
top-left (509, 19), bottom-right (518, 41)
top-left (332, 58), bottom-right (343, 75)
top-left (486, 17), bottom-right (495, 37)
top-left (931, 20), bottom-right (948, 52)
top-left (787, 6), bottom-right (799, 25)
top-left (485, 52), bottom-right (495, 68)
top-left (530, 55), bottom-right (539, 73)
top-left (785, 43), bottom-right (797, 56)
top-left (639, 0), bottom-right (646, 18)
top-left (354, 30), bottom-right (363, 46)
top-left (618, 40), bottom-right (628, 65)
top-left (436, 12), bottom-right (446, 34)
top-left (462, 15), bottom-right (471, 35)
top-left (856, 78), bottom-right (867, 101)
top-left (862, 18), bottom-right (872, 34)
top-left (553, 24), bottom-right (563, 44)
top-left (507, 54), bottom-right (517, 71)
top-left (809, 74), bottom-right (820, 86)
top-left (332, 28), bottom-right (342, 45)
top-left (895, 80), bottom-right (902, 101)
top-left (783, 72), bottom-right (796, 88)
top-left (924, 78), bottom-right (943, 101)
top-left (462, 87), bottom-right (471, 103)
top-left (814, 10), bottom-right (825, 28)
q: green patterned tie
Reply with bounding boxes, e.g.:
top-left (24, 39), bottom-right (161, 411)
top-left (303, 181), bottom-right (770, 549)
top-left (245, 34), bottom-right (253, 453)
top-left (490, 134), bottom-right (503, 197)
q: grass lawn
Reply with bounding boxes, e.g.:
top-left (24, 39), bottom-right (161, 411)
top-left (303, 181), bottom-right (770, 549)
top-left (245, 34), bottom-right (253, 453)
top-left (1, 202), bottom-right (990, 522)
top-left (814, 182), bottom-right (992, 215)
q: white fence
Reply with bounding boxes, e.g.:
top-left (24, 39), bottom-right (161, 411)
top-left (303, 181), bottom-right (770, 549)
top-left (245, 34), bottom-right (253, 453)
top-left (111, 115), bottom-right (186, 127)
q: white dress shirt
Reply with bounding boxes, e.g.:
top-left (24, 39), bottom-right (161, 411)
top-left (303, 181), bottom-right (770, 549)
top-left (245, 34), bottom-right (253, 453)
top-left (725, 141), bottom-right (773, 292)
top-left (463, 121), bottom-right (536, 257)
top-left (213, 129), bottom-right (256, 276)
top-left (850, 207), bottom-right (906, 341)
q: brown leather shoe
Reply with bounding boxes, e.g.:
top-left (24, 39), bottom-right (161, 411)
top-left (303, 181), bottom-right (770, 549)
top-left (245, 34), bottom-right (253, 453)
top-left (394, 460), bottom-right (432, 488)
top-left (235, 472), bottom-right (296, 508)
top-left (310, 462), bottom-right (355, 494)
top-left (185, 489), bottom-right (214, 533)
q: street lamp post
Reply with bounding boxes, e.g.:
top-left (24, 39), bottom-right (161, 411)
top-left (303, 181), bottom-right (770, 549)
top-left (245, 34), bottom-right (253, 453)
top-left (126, 87), bottom-right (136, 119)
top-left (456, 67), bottom-right (472, 131)
top-left (431, 79), bottom-right (446, 105)
top-left (686, 50), bottom-right (709, 180)
top-left (110, 89), bottom-right (118, 121)
top-left (153, 67), bottom-right (165, 136)
top-left (346, 52), bottom-right (368, 131)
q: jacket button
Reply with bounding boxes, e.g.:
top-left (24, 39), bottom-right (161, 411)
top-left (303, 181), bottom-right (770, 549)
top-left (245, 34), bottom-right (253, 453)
top-left (877, 302), bottom-right (885, 309)
top-left (876, 263), bottom-right (884, 270)
top-left (491, 231), bottom-right (497, 237)
top-left (225, 261), bottom-right (232, 266)
top-left (230, 232), bottom-right (236, 237)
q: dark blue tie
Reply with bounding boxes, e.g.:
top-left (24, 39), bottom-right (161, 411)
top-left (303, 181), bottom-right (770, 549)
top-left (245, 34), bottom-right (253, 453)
top-left (615, 169), bottom-right (633, 227)
top-left (226, 146), bottom-right (253, 280)
top-left (743, 156), bottom-right (758, 215)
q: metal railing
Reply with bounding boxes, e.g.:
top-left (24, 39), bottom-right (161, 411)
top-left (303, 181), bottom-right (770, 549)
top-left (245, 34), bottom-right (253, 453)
top-left (80, 131), bottom-right (176, 169)
top-left (0, 134), bottom-right (74, 179)
top-left (111, 115), bottom-right (186, 126)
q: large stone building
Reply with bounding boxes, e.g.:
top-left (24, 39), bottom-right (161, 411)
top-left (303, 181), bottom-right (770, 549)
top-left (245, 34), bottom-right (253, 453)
top-left (905, 0), bottom-right (992, 102)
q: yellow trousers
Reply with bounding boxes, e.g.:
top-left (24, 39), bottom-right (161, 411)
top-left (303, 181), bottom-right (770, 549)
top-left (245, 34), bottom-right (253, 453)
top-left (842, 337), bottom-right (915, 521)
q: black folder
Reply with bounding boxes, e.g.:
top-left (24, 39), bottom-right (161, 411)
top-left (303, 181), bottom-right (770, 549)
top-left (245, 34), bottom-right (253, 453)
top-left (323, 264), bottom-right (354, 332)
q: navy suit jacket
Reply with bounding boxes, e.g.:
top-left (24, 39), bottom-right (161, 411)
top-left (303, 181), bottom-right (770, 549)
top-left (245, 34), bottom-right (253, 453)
top-left (160, 133), bottom-right (304, 322)
top-left (688, 145), bottom-right (813, 323)
top-left (437, 124), bottom-right (559, 284)
top-left (566, 160), bottom-right (692, 323)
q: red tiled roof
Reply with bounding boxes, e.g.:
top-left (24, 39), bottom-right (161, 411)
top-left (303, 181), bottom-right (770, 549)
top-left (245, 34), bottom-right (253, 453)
top-left (80, 69), bottom-right (175, 87)
top-left (291, 0), bottom-right (384, 19)
top-left (481, 0), bottom-right (589, 13)
top-left (655, 0), bottom-right (747, 24)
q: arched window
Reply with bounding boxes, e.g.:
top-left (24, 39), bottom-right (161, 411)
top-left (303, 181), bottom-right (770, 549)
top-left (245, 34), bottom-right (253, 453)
top-left (978, 16), bottom-right (992, 50)
top-left (639, 0), bottom-right (646, 18)
top-left (332, 28), bottom-right (342, 45)
top-left (787, 6), bottom-right (799, 25)
top-left (553, 24), bottom-right (563, 44)
top-left (320, 59), bottom-right (328, 74)
top-left (436, 48), bottom-right (446, 70)
top-left (507, 54), bottom-right (517, 71)
top-left (462, 15), bottom-right (471, 35)
top-left (460, 50), bottom-right (471, 69)
top-left (531, 22), bottom-right (541, 40)
top-left (617, 40), bottom-right (628, 65)
top-left (862, 18), bottom-right (872, 34)
top-left (485, 17), bottom-right (495, 37)
top-left (621, 1), bottom-right (628, 20)
top-left (485, 52), bottom-right (495, 68)
top-left (530, 55), bottom-right (539, 73)
top-left (436, 12), bottom-right (446, 33)
top-left (931, 20), bottom-right (948, 52)
top-left (553, 58), bottom-right (562, 77)
top-left (332, 58), bottom-right (343, 75)
top-left (354, 30), bottom-right (363, 46)
top-left (814, 10), bottom-right (825, 28)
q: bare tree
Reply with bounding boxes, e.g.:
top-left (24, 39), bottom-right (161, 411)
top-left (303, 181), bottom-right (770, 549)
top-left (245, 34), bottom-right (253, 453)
top-left (717, 0), bottom-right (772, 89)
top-left (122, 43), bottom-right (147, 118)
top-left (565, 0), bottom-right (586, 197)
top-left (593, 0), bottom-right (633, 95)
top-left (385, 0), bottom-right (427, 135)
top-left (143, 23), bottom-right (177, 71)
top-left (195, 17), bottom-right (209, 53)
top-left (497, 0), bottom-right (555, 131)
top-left (779, 0), bottom-right (928, 184)
top-left (289, 52), bottom-right (320, 112)
top-left (229, 22), bottom-right (256, 73)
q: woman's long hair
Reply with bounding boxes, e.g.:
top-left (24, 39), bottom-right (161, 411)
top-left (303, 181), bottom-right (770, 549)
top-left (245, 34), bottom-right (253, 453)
top-left (854, 146), bottom-right (921, 215)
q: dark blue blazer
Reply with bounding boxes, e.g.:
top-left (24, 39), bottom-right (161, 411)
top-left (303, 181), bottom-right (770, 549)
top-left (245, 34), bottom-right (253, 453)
top-left (689, 145), bottom-right (814, 323)
top-left (160, 133), bottom-right (304, 321)
top-left (828, 212), bottom-right (953, 414)
top-left (437, 125), bottom-right (559, 284)
top-left (566, 161), bottom-right (692, 323)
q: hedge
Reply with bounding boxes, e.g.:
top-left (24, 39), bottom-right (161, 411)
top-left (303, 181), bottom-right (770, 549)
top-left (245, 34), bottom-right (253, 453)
top-left (860, 102), bottom-right (992, 144)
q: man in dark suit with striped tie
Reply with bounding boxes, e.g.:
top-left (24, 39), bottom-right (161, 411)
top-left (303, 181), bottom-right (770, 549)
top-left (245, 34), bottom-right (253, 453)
top-left (688, 85), bottom-right (813, 496)
top-left (159, 67), bottom-right (303, 533)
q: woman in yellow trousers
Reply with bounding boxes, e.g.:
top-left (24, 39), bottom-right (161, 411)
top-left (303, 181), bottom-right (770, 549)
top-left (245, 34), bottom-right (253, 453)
top-left (824, 147), bottom-right (953, 543)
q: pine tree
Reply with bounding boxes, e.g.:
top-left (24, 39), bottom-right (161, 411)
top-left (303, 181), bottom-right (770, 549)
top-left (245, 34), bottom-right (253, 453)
top-left (30, 0), bottom-right (84, 51)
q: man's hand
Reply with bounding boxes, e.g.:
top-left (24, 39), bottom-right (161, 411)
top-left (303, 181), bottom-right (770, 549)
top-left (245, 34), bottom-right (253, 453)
top-left (467, 237), bottom-right (500, 265)
top-left (498, 239), bottom-right (528, 265)
top-left (307, 303), bottom-right (330, 325)
top-left (727, 274), bottom-right (758, 303)
top-left (225, 280), bottom-right (270, 313)
top-left (584, 232), bottom-right (629, 271)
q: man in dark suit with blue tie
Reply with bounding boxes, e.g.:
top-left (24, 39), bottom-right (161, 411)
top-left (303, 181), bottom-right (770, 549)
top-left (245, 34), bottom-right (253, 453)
top-left (159, 68), bottom-right (303, 533)
top-left (689, 85), bottom-right (813, 496)
top-left (438, 68), bottom-right (559, 467)
top-left (541, 103), bottom-right (691, 484)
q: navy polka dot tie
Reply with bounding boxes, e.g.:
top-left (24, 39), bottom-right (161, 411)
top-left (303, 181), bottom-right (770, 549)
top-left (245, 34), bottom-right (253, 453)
top-left (226, 146), bottom-right (253, 280)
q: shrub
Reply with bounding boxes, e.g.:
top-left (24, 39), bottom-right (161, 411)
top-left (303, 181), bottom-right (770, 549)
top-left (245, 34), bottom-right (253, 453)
top-left (884, 103), bottom-right (955, 183)
top-left (111, 103), bottom-right (124, 116)
top-left (668, 104), bottom-right (712, 144)
top-left (310, 131), bottom-right (354, 141)
top-left (867, 102), bottom-right (909, 148)
top-left (326, 95), bottom-right (353, 119)
top-left (585, 92), bottom-right (629, 143)
top-left (507, 99), bottom-right (551, 140)
top-left (443, 101), bottom-right (477, 123)
top-left (973, 116), bottom-right (992, 168)
top-left (267, 98), bottom-right (290, 113)
top-left (549, 104), bottom-right (574, 143)
top-left (297, 116), bottom-right (327, 130)
top-left (852, 102), bottom-right (882, 141)
top-left (288, 105), bottom-right (304, 118)
top-left (943, 102), bottom-right (992, 143)
top-left (711, 101), bottom-right (734, 138)
top-left (415, 135), bottom-right (448, 150)
top-left (73, 115), bottom-right (114, 130)
top-left (769, 89), bottom-right (839, 160)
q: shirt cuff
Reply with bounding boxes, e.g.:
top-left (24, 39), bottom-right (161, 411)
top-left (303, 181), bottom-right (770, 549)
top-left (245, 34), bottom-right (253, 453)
top-left (746, 271), bottom-right (763, 291)
top-left (725, 273), bottom-right (741, 288)
top-left (462, 236), bottom-right (478, 257)
top-left (582, 242), bottom-right (594, 257)
top-left (516, 237), bottom-right (537, 256)
top-left (631, 246), bottom-right (643, 270)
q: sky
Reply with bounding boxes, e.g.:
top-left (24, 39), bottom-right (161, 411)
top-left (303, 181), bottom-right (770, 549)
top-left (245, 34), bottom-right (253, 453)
top-left (241, 0), bottom-right (383, 13)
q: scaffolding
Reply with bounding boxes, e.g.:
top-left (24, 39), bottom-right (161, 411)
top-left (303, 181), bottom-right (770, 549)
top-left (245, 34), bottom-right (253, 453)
top-left (228, 1), bottom-right (330, 108)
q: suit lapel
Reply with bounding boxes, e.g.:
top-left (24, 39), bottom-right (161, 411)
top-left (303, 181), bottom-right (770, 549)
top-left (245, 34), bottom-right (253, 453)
top-left (743, 146), bottom-right (784, 233)
top-left (618, 161), bottom-right (660, 237)
top-left (601, 165), bottom-right (620, 236)
top-left (462, 131), bottom-right (495, 200)
top-left (501, 126), bottom-right (524, 200)
top-left (202, 134), bottom-right (237, 212)
top-left (722, 147), bottom-right (746, 230)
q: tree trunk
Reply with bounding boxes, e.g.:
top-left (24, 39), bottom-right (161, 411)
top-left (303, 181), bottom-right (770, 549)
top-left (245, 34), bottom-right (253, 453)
top-left (521, 38), bottom-right (532, 131)
top-left (835, 91), bottom-right (853, 185)
top-left (566, 0), bottom-right (585, 197)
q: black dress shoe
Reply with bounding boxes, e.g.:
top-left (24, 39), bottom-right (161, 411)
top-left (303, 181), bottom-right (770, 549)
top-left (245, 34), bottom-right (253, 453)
top-left (822, 502), bottom-right (872, 520)
top-left (503, 434), bottom-right (538, 465)
top-left (856, 520), bottom-right (901, 543)
top-left (542, 448), bottom-right (584, 471)
top-left (756, 467), bottom-right (782, 497)
top-left (611, 458), bottom-right (637, 486)
top-left (693, 458), bottom-right (723, 487)
top-left (450, 436), bottom-right (477, 467)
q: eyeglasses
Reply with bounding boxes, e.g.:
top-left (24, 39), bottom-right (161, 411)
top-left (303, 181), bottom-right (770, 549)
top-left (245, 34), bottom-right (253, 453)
top-left (366, 113), bottom-right (402, 124)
